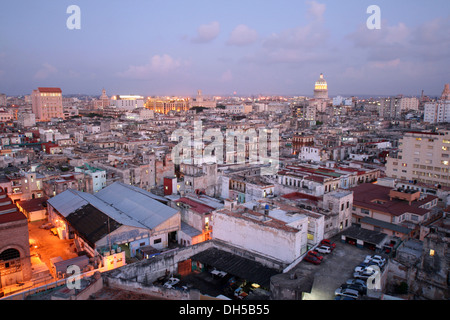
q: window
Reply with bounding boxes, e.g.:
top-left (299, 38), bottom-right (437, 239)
top-left (153, 238), bottom-right (161, 244)
top-left (361, 208), bottom-right (370, 215)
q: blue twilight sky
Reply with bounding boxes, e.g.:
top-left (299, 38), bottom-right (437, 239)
top-left (0, 0), bottom-right (449, 97)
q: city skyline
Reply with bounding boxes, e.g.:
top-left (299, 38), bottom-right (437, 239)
top-left (0, 1), bottom-right (449, 97)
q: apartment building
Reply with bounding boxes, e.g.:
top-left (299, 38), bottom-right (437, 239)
top-left (351, 183), bottom-right (438, 239)
top-left (385, 130), bottom-right (450, 187)
top-left (378, 96), bottom-right (401, 120)
top-left (31, 87), bottom-right (64, 121)
top-left (400, 97), bottom-right (419, 112)
top-left (424, 84), bottom-right (450, 124)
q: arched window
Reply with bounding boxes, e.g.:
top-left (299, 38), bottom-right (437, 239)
top-left (0, 248), bottom-right (20, 262)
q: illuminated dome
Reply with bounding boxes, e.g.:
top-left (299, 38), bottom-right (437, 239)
top-left (314, 73), bottom-right (328, 99)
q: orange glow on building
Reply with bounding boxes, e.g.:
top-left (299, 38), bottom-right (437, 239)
top-left (146, 97), bottom-right (190, 114)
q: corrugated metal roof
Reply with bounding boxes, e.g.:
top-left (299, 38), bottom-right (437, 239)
top-left (47, 189), bottom-right (88, 217)
top-left (47, 182), bottom-right (179, 231)
top-left (95, 182), bottom-right (178, 229)
top-left (70, 190), bottom-right (145, 229)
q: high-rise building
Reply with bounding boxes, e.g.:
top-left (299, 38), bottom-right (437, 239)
top-left (385, 130), bottom-right (450, 187)
top-left (424, 84), bottom-right (450, 123)
top-left (378, 96), bottom-right (402, 120)
top-left (31, 87), bottom-right (64, 121)
top-left (313, 73), bottom-right (328, 99)
top-left (400, 97), bottom-right (419, 111)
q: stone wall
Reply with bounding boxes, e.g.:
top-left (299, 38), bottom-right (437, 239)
top-left (0, 219), bottom-right (32, 286)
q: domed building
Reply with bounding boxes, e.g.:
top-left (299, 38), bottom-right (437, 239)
top-left (313, 73), bottom-right (328, 99)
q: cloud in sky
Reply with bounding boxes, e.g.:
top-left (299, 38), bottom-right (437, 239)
top-left (191, 21), bottom-right (220, 43)
top-left (118, 54), bottom-right (188, 79)
top-left (34, 63), bottom-right (57, 80)
top-left (306, 0), bottom-right (326, 21)
top-left (227, 24), bottom-right (258, 46)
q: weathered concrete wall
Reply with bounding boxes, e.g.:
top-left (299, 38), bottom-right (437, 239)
top-left (103, 241), bottom-right (216, 285)
top-left (212, 210), bottom-right (302, 264)
top-left (105, 276), bottom-right (200, 300)
top-left (102, 239), bottom-right (286, 292)
top-left (74, 273), bottom-right (103, 300)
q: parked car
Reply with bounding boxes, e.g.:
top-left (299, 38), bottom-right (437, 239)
top-left (353, 268), bottom-right (378, 280)
top-left (304, 255), bottom-right (321, 265)
top-left (307, 250), bottom-right (323, 260)
top-left (339, 283), bottom-right (366, 295)
top-left (364, 255), bottom-right (386, 264)
top-left (316, 246), bottom-right (332, 254)
top-left (346, 278), bottom-right (368, 289)
top-left (370, 258), bottom-right (385, 268)
top-left (320, 239), bottom-right (336, 249)
top-left (335, 288), bottom-right (360, 299)
top-left (163, 277), bottom-right (180, 289)
top-left (354, 263), bottom-right (370, 273)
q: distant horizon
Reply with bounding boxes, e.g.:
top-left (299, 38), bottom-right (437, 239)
top-left (2, 89), bottom-right (443, 100)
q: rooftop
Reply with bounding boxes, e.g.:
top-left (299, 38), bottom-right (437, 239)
top-left (175, 197), bottom-right (215, 215)
top-left (351, 183), bottom-right (435, 217)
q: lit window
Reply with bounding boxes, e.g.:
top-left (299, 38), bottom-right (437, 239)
top-left (429, 249), bottom-right (435, 256)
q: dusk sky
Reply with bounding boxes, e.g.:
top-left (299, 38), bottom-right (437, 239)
top-left (0, 0), bottom-right (449, 97)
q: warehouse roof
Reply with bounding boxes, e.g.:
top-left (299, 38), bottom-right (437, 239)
top-left (47, 182), bottom-right (179, 232)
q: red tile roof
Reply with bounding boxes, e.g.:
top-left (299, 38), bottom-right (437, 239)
top-left (351, 183), bottom-right (435, 216)
top-left (175, 197), bottom-right (215, 215)
top-left (38, 87), bottom-right (62, 93)
top-left (0, 188), bottom-right (26, 224)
